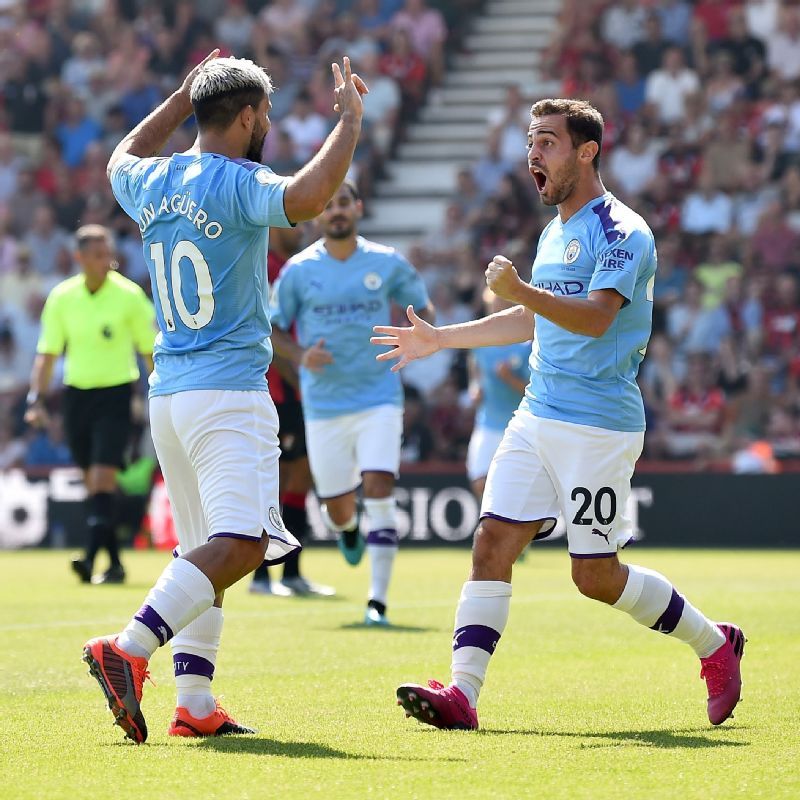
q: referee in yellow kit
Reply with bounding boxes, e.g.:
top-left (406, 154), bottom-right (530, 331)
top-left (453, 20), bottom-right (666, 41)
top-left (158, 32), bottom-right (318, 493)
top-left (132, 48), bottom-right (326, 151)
top-left (25, 224), bottom-right (156, 584)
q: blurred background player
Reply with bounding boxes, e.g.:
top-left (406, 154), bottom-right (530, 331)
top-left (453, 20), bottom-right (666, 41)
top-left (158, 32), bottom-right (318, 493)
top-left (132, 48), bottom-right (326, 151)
top-left (375, 99), bottom-right (745, 730)
top-left (270, 180), bottom-right (434, 626)
top-left (25, 224), bottom-right (155, 585)
top-left (82, 53), bottom-right (367, 743)
top-left (467, 288), bottom-right (530, 500)
top-left (250, 225), bottom-right (335, 597)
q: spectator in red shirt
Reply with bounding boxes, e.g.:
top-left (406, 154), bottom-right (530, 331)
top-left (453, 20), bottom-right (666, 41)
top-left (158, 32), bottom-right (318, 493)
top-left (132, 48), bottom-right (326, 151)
top-left (693, 0), bottom-right (733, 42)
top-left (763, 273), bottom-right (800, 357)
top-left (380, 27), bottom-right (427, 120)
top-left (662, 354), bottom-right (728, 461)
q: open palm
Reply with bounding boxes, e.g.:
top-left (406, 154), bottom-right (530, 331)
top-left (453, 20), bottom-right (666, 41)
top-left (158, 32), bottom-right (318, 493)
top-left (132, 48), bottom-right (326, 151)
top-left (371, 306), bottom-right (439, 372)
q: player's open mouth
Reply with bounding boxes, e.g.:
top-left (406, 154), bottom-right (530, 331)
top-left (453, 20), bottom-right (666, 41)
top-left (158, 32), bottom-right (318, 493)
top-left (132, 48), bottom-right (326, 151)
top-left (531, 167), bottom-right (547, 193)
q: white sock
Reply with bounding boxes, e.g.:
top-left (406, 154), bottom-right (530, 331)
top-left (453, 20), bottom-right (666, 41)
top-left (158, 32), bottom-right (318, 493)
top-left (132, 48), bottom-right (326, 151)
top-left (117, 559), bottom-right (215, 660)
top-left (613, 564), bottom-right (725, 658)
top-left (171, 606), bottom-right (223, 719)
top-left (366, 542), bottom-right (397, 606)
top-left (450, 581), bottom-right (512, 708)
top-left (363, 497), bottom-right (399, 608)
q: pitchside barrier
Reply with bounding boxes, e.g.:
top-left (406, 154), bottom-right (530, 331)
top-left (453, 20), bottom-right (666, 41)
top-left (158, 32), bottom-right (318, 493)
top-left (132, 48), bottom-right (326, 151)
top-left (0, 465), bottom-right (796, 549)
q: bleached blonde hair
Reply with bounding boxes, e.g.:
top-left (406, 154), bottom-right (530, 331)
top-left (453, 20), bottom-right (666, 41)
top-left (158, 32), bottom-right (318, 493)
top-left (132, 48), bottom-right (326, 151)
top-left (190, 57), bottom-right (273, 103)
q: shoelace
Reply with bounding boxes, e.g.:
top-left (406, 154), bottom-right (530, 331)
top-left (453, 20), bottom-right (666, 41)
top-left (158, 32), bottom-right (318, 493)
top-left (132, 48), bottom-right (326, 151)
top-left (214, 700), bottom-right (235, 722)
top-left (131, 660), bottom-right (154, 690)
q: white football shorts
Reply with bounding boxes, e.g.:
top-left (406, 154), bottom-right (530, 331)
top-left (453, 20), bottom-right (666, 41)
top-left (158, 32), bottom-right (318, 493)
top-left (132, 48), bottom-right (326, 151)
top-left (305, 403), bottom-right (403, 498)
top-left (481, 406), bottom-right (644, 557)
top-left (149, 389), bottom-right (300, 564)
top-left (466, 425), bottom-right (505, 482)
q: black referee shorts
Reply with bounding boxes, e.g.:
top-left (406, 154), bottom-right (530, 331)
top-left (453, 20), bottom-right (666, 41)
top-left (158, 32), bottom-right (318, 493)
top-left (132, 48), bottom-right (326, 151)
top-left (62, 383), bottom-right (132, 470)
top-left (276, 390), bottom-right (307, 462)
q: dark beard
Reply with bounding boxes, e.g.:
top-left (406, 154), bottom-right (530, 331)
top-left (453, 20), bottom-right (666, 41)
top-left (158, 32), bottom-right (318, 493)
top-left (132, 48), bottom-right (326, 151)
top-left (540, 172), bottom-right (580, 206)
top-left (246, 131), bottom-right (266, 163)
top-left (326, 222), bottom-right (355, 239)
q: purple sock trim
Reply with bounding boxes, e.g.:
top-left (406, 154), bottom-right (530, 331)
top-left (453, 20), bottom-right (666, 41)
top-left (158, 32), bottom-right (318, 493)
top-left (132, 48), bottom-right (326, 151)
top-left (134, 604), bottom-right (174, 646)
top-left (452, 624), bottom-right (501, 655)
top-left (366, 528), bottom-right (398, 546)
top-left (173, 652), bottom-right (215, 680)
top-left (650, 588), bottom-right (686, 634)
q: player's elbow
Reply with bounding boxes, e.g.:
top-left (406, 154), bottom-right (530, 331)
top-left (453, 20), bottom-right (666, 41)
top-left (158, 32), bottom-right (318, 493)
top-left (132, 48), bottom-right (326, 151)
top-left (584, 318), bottom-right (612, 338)
top-left (585, 309), bottom-right (618, 338)
top-left (283, 186), bottom-right (327, 223)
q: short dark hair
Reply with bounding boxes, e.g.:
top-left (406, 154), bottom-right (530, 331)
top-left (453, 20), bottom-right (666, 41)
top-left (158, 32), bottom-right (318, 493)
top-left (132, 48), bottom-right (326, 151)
top-left (75, 224), bottom-right (111, 250)
top-left (530, 98), bottom-right (604, 170)
top-left (339, 179), bottom-right (361, 201)
top-left (193, 86), bottom-right (267, 131)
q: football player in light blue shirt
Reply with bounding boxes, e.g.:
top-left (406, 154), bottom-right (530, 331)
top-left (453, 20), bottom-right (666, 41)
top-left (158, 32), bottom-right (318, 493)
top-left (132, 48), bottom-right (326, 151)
top-left (271, 180), bottom-right (434, 626)
top-left (85, 53), bottom-right (370, 743)
top-left (375, 98), bottom-right (743, 731)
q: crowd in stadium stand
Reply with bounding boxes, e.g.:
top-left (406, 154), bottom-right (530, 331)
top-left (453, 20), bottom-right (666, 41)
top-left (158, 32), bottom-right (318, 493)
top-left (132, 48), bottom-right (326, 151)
top-left (1, 0), bottom-right (799, 474)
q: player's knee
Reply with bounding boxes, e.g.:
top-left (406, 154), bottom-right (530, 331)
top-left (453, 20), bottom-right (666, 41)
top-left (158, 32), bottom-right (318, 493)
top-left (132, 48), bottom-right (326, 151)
top-left (221, 535), bottom-right (268, 574)
top-left (472, 521), bottom-right (516, 577)
top-left (362, 471), bottom-right (394, 498)
top-left (321, 502), bottom-right (357, 531)
top-left (571, 559), bottom-right (617, 603)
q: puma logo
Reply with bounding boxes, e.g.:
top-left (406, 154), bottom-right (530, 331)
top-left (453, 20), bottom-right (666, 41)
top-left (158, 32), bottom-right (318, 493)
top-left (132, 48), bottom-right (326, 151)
top-left (591, 528), bottom-right (610, 544)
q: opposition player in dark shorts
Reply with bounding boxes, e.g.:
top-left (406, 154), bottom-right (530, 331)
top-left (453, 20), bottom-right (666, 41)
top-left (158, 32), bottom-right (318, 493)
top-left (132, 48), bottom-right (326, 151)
top-left (249, 227), bottom-right (335, 597)
top-left (26, 225), bottom-right (155, 584)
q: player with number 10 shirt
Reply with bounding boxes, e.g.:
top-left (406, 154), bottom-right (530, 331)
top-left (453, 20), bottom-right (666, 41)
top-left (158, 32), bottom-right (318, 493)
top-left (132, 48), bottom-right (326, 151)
top-left (82, 51), bottom-right (369, 743)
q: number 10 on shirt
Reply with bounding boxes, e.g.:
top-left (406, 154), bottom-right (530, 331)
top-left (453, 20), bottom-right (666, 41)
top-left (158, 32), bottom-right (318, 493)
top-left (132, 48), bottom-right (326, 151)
top-left (150, 240), bottom-right (215, 331)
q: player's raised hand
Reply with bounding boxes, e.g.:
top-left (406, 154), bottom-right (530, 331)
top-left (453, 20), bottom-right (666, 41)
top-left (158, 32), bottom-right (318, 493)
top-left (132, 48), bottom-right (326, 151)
top-left (371, 305), bottom-right (439, 373)
top-left (180, 49), bottom-right (221, 98)
top-left (301, 338), bottom-right (334, 372)
top-left (332, 56), bottom-right (369, 119)
top-left (486, 255), bottom-right (524, 303)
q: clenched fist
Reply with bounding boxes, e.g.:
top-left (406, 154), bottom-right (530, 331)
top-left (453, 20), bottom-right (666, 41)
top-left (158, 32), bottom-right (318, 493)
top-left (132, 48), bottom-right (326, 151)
top-left (485, 255), bottom-right (523, 302)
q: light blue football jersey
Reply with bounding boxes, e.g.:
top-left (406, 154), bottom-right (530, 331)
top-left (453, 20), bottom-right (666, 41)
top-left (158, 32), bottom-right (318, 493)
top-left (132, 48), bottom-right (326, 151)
top-left (525, 191), bottom-right (656, 432)
top-left (472, 342), bottom-right (530, 431)
top-left (109, 152), bottom-right (292, 397)
top-left (271, 236), bottom-right (430, 419)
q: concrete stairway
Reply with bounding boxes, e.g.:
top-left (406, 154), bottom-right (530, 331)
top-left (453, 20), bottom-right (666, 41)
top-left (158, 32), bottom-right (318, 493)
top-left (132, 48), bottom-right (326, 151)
top-left (360, 0), bottom-right (561, 253)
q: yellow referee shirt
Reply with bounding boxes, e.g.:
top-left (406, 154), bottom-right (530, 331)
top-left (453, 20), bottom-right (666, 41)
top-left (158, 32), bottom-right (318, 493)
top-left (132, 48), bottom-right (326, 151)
top-left (37, 271), bottom-right (156, 389)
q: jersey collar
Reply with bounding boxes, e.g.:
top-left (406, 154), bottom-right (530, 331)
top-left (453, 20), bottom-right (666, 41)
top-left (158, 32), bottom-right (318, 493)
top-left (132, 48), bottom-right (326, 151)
top-left (559, 191), bottom-right (614, 228)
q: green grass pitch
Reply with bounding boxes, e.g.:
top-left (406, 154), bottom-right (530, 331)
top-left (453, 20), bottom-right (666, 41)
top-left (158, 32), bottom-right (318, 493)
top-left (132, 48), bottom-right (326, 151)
top-left (1, 547), bottom-right (798, 800)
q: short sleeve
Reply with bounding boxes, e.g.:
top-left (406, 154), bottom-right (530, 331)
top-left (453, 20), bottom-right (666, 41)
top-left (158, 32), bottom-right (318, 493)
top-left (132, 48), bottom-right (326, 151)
top-left (109, 155), bottom-right (163, 221)
top-left (588, 228), bottom-right (652, 306)
top-left (131, 287), bottom-right (157, 354)
top-left (236, 166), bottom-right (293, 229)
top-left (388, 254), bottom-right (430, 310)
top-left (269, 264), bottom-right (300, 330)
top-left (37, 291), bottom-right (65, 355)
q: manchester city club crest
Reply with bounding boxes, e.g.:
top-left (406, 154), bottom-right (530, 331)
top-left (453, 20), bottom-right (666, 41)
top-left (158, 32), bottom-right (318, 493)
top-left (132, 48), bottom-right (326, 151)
top-left (564, 239), bottom-right (581, 264)
top-left (363, 272), bottom-right (382, 290)
top-left (255, 168), bottom-right (272, 185)
top-left (268, 506), bottom-right (285, 531)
